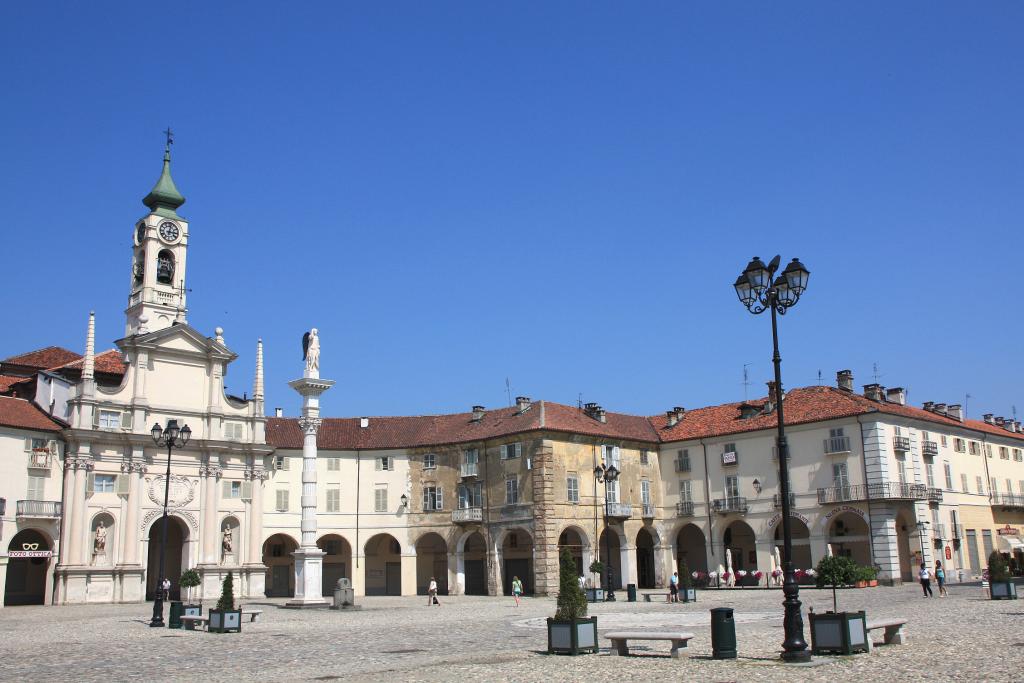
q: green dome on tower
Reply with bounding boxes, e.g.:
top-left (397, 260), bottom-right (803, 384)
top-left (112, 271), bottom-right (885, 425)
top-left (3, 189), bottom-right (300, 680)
top-left (143, 138), bottom-right (185, 218)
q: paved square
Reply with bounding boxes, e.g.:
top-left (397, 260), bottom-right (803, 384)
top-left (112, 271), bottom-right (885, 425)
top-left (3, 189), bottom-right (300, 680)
top-left (1, 583), bottom-right (1020, 681)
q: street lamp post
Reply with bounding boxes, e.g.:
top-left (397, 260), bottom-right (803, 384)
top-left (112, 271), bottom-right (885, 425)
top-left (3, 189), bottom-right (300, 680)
top-left (594, 461), bottom-right (620, 601)
top-left (734, 255), bottom-right (811, 663)
top-left (149, 418), bottom-right (191, 627)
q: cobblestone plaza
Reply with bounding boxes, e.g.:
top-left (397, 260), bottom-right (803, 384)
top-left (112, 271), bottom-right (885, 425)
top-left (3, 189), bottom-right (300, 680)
top-left (2, 583), bottom-right (1020, 682)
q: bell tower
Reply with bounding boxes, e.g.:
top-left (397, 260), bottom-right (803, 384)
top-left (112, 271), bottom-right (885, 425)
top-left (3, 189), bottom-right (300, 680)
top-left (125, 130), bottom-right (189, 336)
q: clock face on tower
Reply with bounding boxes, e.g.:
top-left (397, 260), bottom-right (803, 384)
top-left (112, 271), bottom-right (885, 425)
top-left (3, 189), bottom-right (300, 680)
top-left (158, 221), bottom-right (180, 243)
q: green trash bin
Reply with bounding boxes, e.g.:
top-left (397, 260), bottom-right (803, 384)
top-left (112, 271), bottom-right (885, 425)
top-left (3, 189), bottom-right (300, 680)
top-left (168, 600), bottom-right (184, 630)
top-left (711, 607), bottom-right (736, 659)
top-left (627, 584), bottom-right (637, 602)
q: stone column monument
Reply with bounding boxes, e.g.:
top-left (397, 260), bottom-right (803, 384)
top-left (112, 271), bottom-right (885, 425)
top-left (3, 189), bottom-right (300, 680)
top-left (286, 328), bottom-right (334, 607)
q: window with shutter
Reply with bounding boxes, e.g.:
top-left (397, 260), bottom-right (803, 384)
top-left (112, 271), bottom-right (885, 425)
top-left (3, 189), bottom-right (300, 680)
top-left (27, 475), bottom-right (45, 500)
top-left (222, 480), bottom-right (232, 498)
top-left (605, 479), bottom-right (619, 503)
top-left (500, 445), bottom-right (508, 459)
top-left (94, 474), bottom-right (115, 493)
top-left (117, 474), bottom-right (129, 495)
top-left (505, 476), bottom-right (518, 505)
top-left (275, 456), bottom-right (288, 470)
top-left (326, 488), bottom-right (340, 512)
top-left (436, 486), bottom-right (443, 510)
top-left (641, 480), bottom-right (651, 504)
top-left (327, 457), bottom-right (340, 471)
top-left (276, 490), bottom-right (289, 511)
top-left (86, 472), bottom-right (96, 494)
top-left (121, 411), bottom-right (133, 429)
top-left (679, 479), bottom-right (692, 502)
top-left (567, 474), bottom-right (579, 503)
top-left (423, 453), bottom-right (436, 469)
top-left (241, 481), bottom-right (253, 500)
top-left (374, 487), bottom-right (387, 512)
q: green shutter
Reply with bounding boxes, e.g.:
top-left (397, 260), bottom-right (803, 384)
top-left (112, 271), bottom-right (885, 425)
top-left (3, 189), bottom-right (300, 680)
top-left (87, 471), bottom-right (96, 493)
top-left (116, 474), bottom-right (129, 495)
top-left (222, 480), bottom-right (231, 498)
top-left (242, 481), bottom-right (253, 500)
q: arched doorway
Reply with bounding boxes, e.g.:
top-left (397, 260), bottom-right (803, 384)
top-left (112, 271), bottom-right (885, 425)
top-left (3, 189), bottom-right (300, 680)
top-left (598, 526), bottom-right (623, 590)
top-left (263, 533), bottom-right (298, 597)
top-left (459, 531), bottom-right (487, 595)
top-left (5, 529), bottom-right (52, 606)
top-left (501, 528), bottom-right (534, 595)
top-left (896, 512), bottom-right (916, 581)
top-left (636, 528), bottom-right (656, 588)
top-left (415, 533), bottom-right (449, 595)
top-left (773, 518), bottom-right (813, 569)
top-left (558, 526), bottom-right (589, 577)
top-left (146, 517), bottom-right (189, 600)
top-left (723, 520), bottom-right (757, 573)
top-left (675, 523), bottom-right (707, 574)
top-left (365, 533), bottom-right (402, 596)
top-left (826, 512), bottom-right (872, 569)
top-left (317, 534), bottom-right (352, 597)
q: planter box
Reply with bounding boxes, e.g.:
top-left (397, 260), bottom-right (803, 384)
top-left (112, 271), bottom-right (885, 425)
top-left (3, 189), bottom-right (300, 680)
top-left (209, 609), bottom-right (242, 633)
top-left (868, 580), bottom-right (878, 587)
top-left (809, 611), bottom-right (868, 656)
top-left (183, 604), bottom-right (203, 617)
top-left (854, 581), bottom-right (868, 589)
top-left (680, 587), bottom-right (697, 603)
top-left (991, 581), bottom-right (1018, 600)
top-left (547, 617), bottom-right (598, 655)
top-left (585, 588), bottom-right (605, 603)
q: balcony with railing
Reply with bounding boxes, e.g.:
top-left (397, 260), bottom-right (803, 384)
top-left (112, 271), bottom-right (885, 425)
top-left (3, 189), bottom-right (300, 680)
top-left (951, 523), bottom-right (964, 539)
top-left (816, 482), bottom-right (928, 504)
top-left (932, 524), bottom-right (946, 540)
top-left (16, 500), bottom-right (62, 518)
top-left (928, 487), bottom-right (943, 503)
top-left (452, 507), bottom-right (483, 523)
top-left (721, 451), bottom-right (739, 466)
top-left (922, 441), bottom-right (939, 457)
top-left (459, 462), bottom-right (479, 478)
top-left (823, 436), bottom-right (851, 455)
top-left (991, 493), bottom-right (1024, 509)
top-left (773, 492), bottom-right (795, 509)
top-left (893, 436), bottom-right (911, 452)
top-left (674, 458), bottom-right (691, 473)
top-left (605, 502), bottom-right (633, 519)
top-left (676, 501), bottom-right (695, 517)
top-left (641, 503), bottom-right (656, 518)
top-left (712, 497), bottom-right (748, 514)
top-left (28, 450), bottom-right (53, 470)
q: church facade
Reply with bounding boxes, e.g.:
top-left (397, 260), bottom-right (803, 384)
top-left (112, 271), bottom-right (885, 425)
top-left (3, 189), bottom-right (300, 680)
top-left (3, 145), bottom-right (1024, 607)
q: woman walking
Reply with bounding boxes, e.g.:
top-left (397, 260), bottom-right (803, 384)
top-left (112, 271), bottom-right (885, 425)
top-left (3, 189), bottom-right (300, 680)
top-left (935, 560), bottom-right (948, 597)
top-left (427, 576), bottom-right (439, 605)
top-left (919, 562), bottom-right (933, 597)
top-left (512, 576), bottom-right (523, 607)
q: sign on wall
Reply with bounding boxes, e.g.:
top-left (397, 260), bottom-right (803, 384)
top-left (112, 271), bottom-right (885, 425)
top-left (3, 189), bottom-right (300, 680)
top-left (997, 524), bottom-right (1020, 536)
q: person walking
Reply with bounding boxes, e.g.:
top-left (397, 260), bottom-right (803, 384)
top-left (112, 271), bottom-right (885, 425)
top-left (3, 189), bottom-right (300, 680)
top-left (669, 571), bottom-right (679, 603)
top-left (935, 560), bottom-right (948, 597)
top-left (919, 562), bottom-right (933, 597)
top-left (161, 577), bottom-right (171, 601)
top-left (427, 576), bottom-right (439, 605)
top-left (512, 576), bottom-right (523, 607)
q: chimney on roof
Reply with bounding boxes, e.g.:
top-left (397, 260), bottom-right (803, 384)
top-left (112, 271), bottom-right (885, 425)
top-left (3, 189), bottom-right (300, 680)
top-left (863, 384), bottom-right (884, 402)
top-left (275, 407), bottom-right (283, 418)
top-left (934, 403), bottom-right (947, 416)
top-left (471, 405), bottom-right (485, 422)
top-left (515, 396), bottom-right (532, 413)
top-left (837, 370), bottom-right (854, 392)
top-left (923, 402), bottom-right (935, 412)
top-left (886, 387), bottom-right (906, 406)
top-left (666, 410), bottom-right (678, 428)
top-left (673, 406), bottom-right (685, 419)
top-left (360, 417), bottom-right (369, 428)
top-left (947, 404), bottom-right (963, 422)
top-left (584, 402), bottom-right (598, 414)
top-left (1006, 420), bottom-right (1018, 433)
top-left (983, 413), bottom-right (994, 424)
top-left (995, 416), bottom-right (1005, 427)
top-left (596, 408), bottom-right (607, 423)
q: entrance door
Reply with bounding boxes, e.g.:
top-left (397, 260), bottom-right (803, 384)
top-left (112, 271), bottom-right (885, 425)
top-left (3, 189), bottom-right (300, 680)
top-left (323, 563), bottom-right (346, 597)
top-left (271, 565), bottom-right (290, 596)
top-left (385, 562), bottom-right (402, 596)
top-left (503, 559), bottom-right (531, 595)
top-left (464, 559), bottom-right (486, 595)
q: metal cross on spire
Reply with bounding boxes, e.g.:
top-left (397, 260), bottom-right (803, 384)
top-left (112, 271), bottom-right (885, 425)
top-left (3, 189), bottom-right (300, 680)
top-left (163, 127), bottom-right (174, 152)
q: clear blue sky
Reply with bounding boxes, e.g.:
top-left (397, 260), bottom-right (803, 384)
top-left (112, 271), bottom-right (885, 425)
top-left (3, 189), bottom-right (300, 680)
top-left (2, 3), bottom-right (1022, 420)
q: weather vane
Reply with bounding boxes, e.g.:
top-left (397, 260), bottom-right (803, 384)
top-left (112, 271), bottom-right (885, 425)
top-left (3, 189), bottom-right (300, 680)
top-left (163, 127), bottom-right (174, 150)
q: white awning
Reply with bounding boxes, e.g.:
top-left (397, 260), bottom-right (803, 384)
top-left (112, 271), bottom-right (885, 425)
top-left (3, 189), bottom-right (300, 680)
top-left (1000, 535), bottom-right (1024, 552)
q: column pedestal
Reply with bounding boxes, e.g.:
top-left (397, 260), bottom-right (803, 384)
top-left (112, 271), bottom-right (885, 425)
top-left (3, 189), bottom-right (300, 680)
top-left (286, 548), bottom-right (329, 608)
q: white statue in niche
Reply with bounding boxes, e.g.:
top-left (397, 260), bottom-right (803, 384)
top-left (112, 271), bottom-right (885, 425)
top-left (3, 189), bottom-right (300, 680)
top-left (94, 521), bottom-right (107, 554)
top-left (222, 526), bottom-right (234, 555)
top-left (302, 328), bottom-right (320, 374)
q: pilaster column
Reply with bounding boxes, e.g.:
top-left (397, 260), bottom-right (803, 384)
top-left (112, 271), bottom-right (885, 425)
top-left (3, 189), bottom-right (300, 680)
top-left (58, 452), bottom-right (76, 567)
top-left (68, 451), bottom-right (93, 565)
top-left (200, 461), bottom-right (222, 564)
top-left (121, 454), bottom-right (146, 565)
top-left (246, 466), bottom-right (268, 564)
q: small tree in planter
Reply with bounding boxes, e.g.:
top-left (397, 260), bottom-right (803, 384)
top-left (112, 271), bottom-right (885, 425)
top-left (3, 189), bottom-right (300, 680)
top-left (989, 551), bottom-right (1018, 600)
top-left (586, 560), bottom-right (605, 602)
top-left (547, 548), bottom-right (598, 655)
top-left (809, 556), bottom-right (867, 655)
top-left (209, 572), bottom-right (242, 633)
top-left (679, 562), bottom-right (696, 602)
top-left (179, 569), bottom-right (202, 615)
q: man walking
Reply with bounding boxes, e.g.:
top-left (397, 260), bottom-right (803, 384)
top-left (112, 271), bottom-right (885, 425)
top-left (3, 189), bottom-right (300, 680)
top-left (919, 562), bottom-right (933, 597)
top-left (669, 571), bottom-right (679, 603)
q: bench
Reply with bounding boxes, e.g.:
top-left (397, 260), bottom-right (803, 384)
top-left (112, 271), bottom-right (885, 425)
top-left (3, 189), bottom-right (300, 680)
top-left (605, 631), bottom-right (695, 659)
top-left (241, 609), bottom-right (263, 623)
top-left (865, 618), bottom-right (907, 652)
top-left (641, 592), bottom-right (672, 602)
top-left (180, 615), bottom-right (209, 631)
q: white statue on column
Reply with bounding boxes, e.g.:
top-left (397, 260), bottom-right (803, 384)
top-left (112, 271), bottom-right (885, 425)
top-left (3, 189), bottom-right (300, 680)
top-left (302, 328), bottom-right (320, 377)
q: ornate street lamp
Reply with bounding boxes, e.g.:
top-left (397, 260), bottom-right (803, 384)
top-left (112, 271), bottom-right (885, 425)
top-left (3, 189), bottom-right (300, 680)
top-left (733, 255), bottom-right (811, 663)
top-left (594, 461), bottom-right (620, 601)
top-left (149, 418), bottom-right (191, 627)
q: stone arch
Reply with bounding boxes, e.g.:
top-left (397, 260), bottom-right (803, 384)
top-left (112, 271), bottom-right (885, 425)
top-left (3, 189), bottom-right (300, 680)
top-left (146, 516), bottom-right (190, 601)
top-left (675, 523), bottom-right (708, 574)
top-left (317, 534), bottom-right (352, 596)
top-left (558, 525), bottom-right (591, 577)
top-left (456, 530), bottom-right (488, 595)
top-left (895, 510), bottom-right (917, 582)
top-left (499, 527), bottom-right (534, 596)
top-left (4, 528), bottom-right (52, 606)
top-left (773, 517), bottom-right (813, 569)
top-left (635, 527), bottom-right (657, 589)
top-left (415, 532), bottom-right (449, 596)
top-left (364, 533), bottom-right (402, 596)
top-left (263, 533), bottom-right (299, 597)
top-left (722, 519), bottom-right (757, 575)
top-left (220, 515), bottom-right (241, 566)
top-left (89, 511), bottom-right (115, 567)
top-left (598, 525), bottom-right (625, 590)
top-left (826, 512), bottom-right (872, 569)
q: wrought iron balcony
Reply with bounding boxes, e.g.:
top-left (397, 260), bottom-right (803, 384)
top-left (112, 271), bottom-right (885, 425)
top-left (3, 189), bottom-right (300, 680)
top-left (816, 482), bottom-right (928, 504)
top-left (893, 436), bottom-right (911, 452)
top-left (721, 451), bottom-right (738, 466)
top-left (928, 487), bottom-right (943, 503)
top-left (459, 462), bottom-right (479, 478)
top-left (674, 458), bottom-right (691, 473)
top-left (452, 507), bottom-right (483, 523)
top-left (28, 450), bottom-right (53, 469)
top-left (951, 523), bottom-right (964, 539)
top-left (605, 502), bottom-right (633, 519)
top-left (991, 493), bottom-right (1024, 509)
top-left (641, 503), bottom-right (656, 518)
top-left (16, 500), bottom-right (62, 518)
top-left (922, 441), bottom-right (939, 457)
top-left (676, 501), bottom-right (694, 516)
top-left (931, 524), bottom-right (946, 540)
top-left (712, 497), bottom-right (748, 514)
top-left (823, 436), bottom-right (851, 455)
top-left (773, 492), bottom-right (795, 509)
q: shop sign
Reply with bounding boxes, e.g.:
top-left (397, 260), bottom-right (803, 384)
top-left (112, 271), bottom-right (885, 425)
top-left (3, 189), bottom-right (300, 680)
top-left (822, 505), bottom-right (867, 525)
top-left (767, 510), bottom-right (811, 528)
top-left (997, 524), bottom-right (1020, 536)
top-left (8, 550), bottom-right (52, 558)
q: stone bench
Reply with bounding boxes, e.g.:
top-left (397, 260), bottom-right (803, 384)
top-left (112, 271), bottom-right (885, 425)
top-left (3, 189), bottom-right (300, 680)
top-left (180, 615), bottom-right (209, 631)
top-left (641, 592), bottom-right (672, 602)
top-left (241, 609), bottom-right (263, 623)
top-left (865, 618), bottom-right (907, 652)
top-left (605, 631), bottom-right (695, 659)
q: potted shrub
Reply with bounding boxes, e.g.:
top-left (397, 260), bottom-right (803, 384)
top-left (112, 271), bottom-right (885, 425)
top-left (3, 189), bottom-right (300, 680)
top-left (179, 568), bottom-right (203, 617)
top-left (989, 551), bottom-right (1018, 600)
top-left (209, 572), bottom-right (242, 633)
top-left (586, 560), bottom-right (605, 602)
top-left (808, 556), bottom-right (867, 656)
top-left (853, 566), bottom-right (869, 589)
top-left (752, 570), bottom-right (763, 587)
top-left (679, 562), bottom-right (696, 602)
top-left (547, 548), bottom-right (598, 655)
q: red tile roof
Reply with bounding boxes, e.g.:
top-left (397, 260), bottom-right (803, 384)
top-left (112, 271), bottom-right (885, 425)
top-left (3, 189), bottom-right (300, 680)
top-left (1, 346), bottom-right (80, 370)
top-left (0, 374), bottom-right (30, 393)
top-left (56, 349), bottom-right (126, 376)
top-left (0, 395), bottom-right (64, 432)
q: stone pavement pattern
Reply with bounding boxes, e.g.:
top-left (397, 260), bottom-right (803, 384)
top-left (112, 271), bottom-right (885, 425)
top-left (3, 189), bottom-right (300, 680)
top-left (2, 583), bottom-right (1022, 682)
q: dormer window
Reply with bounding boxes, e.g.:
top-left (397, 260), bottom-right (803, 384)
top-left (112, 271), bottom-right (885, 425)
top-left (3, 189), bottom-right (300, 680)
top-left (156, 250), bottom-right (175, 284)
top-left (739, 403), bottom-right (760, 419)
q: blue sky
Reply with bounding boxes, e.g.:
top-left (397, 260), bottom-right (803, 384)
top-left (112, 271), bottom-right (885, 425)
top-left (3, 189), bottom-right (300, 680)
top-left (2, 3), bottom-right (1022, 419)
